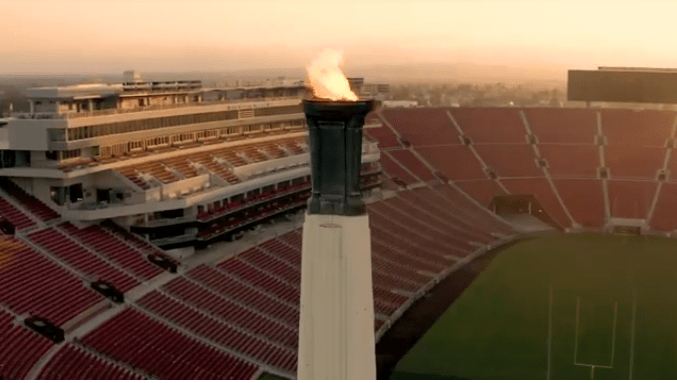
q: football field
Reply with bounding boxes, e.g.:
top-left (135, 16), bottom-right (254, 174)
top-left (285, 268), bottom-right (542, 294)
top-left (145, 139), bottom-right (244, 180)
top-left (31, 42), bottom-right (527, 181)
top-left (392, 233), bottom-right (677, 379)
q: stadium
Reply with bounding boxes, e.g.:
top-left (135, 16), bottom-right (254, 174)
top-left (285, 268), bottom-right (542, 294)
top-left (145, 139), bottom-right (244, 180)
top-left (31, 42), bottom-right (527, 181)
top-left (3, 63), bottom-right (677, 380)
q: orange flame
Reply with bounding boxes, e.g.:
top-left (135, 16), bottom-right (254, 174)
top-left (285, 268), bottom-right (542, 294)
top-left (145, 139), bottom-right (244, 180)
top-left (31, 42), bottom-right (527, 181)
top-left (307, 49), bottom-right (358, 101)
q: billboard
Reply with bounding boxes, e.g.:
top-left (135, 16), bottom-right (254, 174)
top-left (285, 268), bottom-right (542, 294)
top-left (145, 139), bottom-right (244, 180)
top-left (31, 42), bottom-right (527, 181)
top-left (568, 69), bottom-right (677, 104)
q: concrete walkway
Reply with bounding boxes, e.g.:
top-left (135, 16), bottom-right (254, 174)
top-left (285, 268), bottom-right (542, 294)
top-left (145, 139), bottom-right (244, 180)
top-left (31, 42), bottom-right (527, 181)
top-left (500, 213), bottom-right (556, 234)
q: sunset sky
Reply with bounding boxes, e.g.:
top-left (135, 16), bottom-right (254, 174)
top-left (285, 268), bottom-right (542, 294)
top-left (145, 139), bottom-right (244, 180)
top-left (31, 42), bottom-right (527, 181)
top-left (2, 0), bottom-right (677, 74)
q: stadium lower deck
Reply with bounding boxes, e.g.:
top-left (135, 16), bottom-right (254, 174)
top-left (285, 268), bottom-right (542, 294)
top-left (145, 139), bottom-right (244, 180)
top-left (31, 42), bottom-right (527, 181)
top-left (0, 177), bottom-right (516, 379)
top-left (3, 106), bottom-right (677, 379)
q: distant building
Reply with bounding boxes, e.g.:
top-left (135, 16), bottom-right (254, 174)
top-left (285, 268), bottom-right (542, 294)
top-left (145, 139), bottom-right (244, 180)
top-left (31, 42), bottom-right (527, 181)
top-left (549, 98), bottom-right (564, 108)
top-left (382, 100), bottom-right (419, 108)
top-left (360, 83), bottom-right (390, 101)
top-left (348, 78), bottom-right (365, 95)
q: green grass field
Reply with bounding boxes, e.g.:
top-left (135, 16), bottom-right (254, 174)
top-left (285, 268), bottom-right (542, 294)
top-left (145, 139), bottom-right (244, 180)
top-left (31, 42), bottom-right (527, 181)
top-left (257, 373), bottom-right (287, 379)
top-left (392, 233), bottom-right (677, 379)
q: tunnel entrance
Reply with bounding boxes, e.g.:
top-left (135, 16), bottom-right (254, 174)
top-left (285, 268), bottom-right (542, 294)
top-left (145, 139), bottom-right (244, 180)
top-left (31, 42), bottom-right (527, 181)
top-left (489, 194), bottom-right (562, 232)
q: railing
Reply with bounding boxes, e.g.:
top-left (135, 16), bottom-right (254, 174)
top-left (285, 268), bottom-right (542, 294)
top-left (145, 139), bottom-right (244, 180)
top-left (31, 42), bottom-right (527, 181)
top-left (160, 174), bottom-right (210, 200)
top-left (361, 162), bottom-right (382, 176)
top-left (14, 113), bottom-right (58, 120)
top-left (14, 96), bottom-right (302, 120)
top-left (196, 197), bottom-right (309, 241)
top-left (133, 214), bottom-right (196, 228)
top-left (196, 182), bottom-right (312, 223)
top-left (122, 81), bottom-right (202, 93)
top-left (364, 120), bottom-right (383, 129)
top-left (363, 141), bottom-right (380, 155)
top-left (150, 231), bottom-right (197, 247)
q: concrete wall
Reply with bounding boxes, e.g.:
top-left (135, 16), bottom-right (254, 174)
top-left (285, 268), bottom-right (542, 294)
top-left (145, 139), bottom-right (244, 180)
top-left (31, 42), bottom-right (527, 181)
top-left (11, 177), bottom-right (33, 194)
top-left (299, 214), bottom-right (376, 379)
top-left (160, 174), bottom-right (210, 199)
top-left (29, 178), bottom-right (59, 211)
top-left (33, 100), bottom-right (59, 113)
top-left (9, 119), bottom-right (66, 151)
top-left (30, 151), bottom-right (50, 167)
top-left (120, 98), bottom-right (141, 110)
top-left (0, 126), bottom-right (9, 150)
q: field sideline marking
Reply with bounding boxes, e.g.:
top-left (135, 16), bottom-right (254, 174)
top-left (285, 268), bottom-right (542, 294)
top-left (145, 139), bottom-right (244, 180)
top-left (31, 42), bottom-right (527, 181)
top-left (575, 363), bottom-right (612, 368)
top-left (573, 297), bottom-right (618, 378)
top-left (629, 290), bottom-right (637, 380)
top-left (574, 296), bottom-right (580, 364)
top-left (610, 301), bottom-right (619, 366)
top-left (547, 285), bottom-right (553, 380)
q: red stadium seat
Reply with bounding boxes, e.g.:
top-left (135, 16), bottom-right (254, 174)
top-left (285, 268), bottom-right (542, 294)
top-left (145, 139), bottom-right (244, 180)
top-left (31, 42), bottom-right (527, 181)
top-left (454, 179), bottom-right (507, 207)
top-left (500, 178), bottom-right (572, 228)
top-left (416, 145), bottom-right (486, 181)
top-left (82, 308), bottom-right (260, 379)
top-left (608, 180), bottom-right (657, 219)
top-left (605, 146), bottom-right (666, 179)
top-left (649, 182), bottom-right (677, 231)
top-left (473, 144), bottom-right (542, 178)
top-left (525, 108), bottom-right (598, 144)
top-left (601, 109), bottom-right (675, 146)
top-left (553, 179), bottom-right (606, 227)
top-left (539, 144), bottom-right (600, 178)
top-left (37, 344), bottom-right (144, 380)
top-left (449, 108), bottom-right (526, 144)
top-left (380, 108), bottom-right (459, 146)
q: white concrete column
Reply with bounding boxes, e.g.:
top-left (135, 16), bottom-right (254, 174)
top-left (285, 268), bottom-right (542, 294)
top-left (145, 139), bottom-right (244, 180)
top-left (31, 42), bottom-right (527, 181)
top-left (298, 213), bottom-right (376, 380)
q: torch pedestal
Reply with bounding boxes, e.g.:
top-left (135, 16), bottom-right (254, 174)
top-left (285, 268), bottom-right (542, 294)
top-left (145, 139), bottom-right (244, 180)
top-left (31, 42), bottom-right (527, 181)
top-left (298, 213), bottom-right (376, 380)
top-left (298, 99), bottom-right (376, 379)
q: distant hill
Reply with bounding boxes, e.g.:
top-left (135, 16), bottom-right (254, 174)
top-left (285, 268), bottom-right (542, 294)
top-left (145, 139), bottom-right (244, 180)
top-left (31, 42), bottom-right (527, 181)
top-left (175, 63), bottom-right (567, 87)
top-left (345, 63), bottom-right (567, 85)
top-left (0, 62), bottom-right (567, 88)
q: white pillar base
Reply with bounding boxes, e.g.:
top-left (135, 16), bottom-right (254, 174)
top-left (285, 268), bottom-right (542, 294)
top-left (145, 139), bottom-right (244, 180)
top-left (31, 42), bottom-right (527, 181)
top-left (297, 213), bottom-right (376, 380)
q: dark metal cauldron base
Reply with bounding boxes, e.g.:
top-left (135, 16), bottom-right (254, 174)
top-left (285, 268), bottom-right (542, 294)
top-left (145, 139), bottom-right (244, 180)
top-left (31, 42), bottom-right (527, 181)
top-left (303, 99), bottom-right (375, 217)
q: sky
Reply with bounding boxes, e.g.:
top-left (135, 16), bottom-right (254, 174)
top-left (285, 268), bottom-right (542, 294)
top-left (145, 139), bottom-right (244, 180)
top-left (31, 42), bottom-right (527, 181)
top-left (3, 0), bottom-right (677, 75)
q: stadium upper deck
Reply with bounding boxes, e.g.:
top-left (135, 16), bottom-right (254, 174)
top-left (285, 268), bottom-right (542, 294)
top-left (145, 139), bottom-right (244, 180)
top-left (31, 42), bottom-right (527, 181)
top-left (0, 73), bottom-right (382, 250)
top-left (373, 106), bottom-right (677, 234)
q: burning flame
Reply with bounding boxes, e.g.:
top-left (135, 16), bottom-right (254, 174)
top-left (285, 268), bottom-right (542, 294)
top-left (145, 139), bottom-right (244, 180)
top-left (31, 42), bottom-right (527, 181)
top-left (306, 49), bottom-right (358, 101)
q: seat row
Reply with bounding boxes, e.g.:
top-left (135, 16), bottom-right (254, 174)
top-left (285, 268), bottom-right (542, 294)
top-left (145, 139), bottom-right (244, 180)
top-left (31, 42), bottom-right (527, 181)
top-left (0, 178), bottom-right (60, 223)
top-left (0, 195), bottom-right (35, 230)
top-left (116, 136), bottom-right (307, 188)
top-left (26, 228), bottom-right (139, 293)
top-left (82, 307), bottom-right (259, 380)
top-left (0, 311), bottom-right (53, 379)
top-left (37, 344), bottom-right (144, 380)
top-left (0, 236), bottom-right (103, 325)
top-left (186, 265), bottom-right (299, 327)
top-left (162, 276), bottom-right (298, 348)
top-left (58, 223), bottom-right (162, 281)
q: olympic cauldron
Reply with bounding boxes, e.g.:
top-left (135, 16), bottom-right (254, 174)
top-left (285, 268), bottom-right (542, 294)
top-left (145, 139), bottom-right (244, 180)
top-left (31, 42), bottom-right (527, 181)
top-left (302, 98), bottom-right (376, 217)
